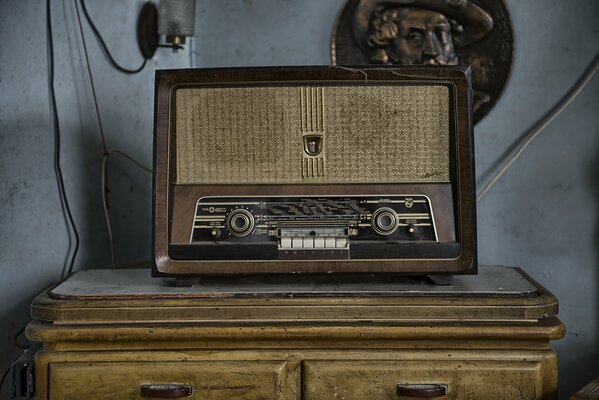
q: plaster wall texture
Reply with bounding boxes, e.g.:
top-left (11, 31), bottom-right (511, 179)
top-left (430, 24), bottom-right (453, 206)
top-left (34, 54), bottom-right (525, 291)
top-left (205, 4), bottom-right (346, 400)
top-left (0, 0), bottom-right (597, 398)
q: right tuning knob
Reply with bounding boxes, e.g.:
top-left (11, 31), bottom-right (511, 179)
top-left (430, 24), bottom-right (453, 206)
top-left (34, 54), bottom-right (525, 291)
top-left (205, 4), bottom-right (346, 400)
top-left (372, 207), bottom-right (399, 236)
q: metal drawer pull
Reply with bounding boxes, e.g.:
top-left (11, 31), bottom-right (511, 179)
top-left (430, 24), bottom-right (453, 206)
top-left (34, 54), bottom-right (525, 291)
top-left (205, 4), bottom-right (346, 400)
top-left (141, 384), bottom-right (193, 398)
top-left (397, 384), bottom-right (448, 398)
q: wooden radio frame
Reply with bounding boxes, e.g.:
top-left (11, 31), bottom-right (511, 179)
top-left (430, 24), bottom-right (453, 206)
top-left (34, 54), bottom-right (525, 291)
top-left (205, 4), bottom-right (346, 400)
top-left (153, 66), bottom-right (476, 277)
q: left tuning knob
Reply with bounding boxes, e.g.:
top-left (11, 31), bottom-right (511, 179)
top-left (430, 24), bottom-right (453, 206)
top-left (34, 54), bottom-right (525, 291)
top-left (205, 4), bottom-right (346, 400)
top-left (226, 209), bottom-right (255, 237)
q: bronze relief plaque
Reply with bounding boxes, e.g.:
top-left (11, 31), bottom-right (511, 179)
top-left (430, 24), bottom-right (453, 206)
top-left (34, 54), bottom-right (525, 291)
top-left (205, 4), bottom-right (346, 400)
top-left (332, 0), bottom-right (514, 123)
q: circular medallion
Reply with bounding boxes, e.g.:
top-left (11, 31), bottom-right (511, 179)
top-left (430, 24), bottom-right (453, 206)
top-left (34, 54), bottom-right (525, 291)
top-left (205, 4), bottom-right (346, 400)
top-left (332, 0), bottom-right (514, 124)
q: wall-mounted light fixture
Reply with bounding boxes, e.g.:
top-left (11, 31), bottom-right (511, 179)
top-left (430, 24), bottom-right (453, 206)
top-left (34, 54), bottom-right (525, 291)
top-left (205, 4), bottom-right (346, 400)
top-left (137, 0), bottom-right (196, 59)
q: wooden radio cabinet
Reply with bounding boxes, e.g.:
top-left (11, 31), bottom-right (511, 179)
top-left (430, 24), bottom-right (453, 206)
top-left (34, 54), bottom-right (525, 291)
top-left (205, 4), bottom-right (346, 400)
top-left (26, 266), bottom-right (564, 399)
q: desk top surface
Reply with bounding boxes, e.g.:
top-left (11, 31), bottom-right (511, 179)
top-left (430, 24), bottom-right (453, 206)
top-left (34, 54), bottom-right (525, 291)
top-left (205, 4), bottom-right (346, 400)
top-left (51, 265), bottom-right (536, 300)
top-left (28, 266), bottom-right (560, 326)
top-left (27, 266), bottom-right (565, 345)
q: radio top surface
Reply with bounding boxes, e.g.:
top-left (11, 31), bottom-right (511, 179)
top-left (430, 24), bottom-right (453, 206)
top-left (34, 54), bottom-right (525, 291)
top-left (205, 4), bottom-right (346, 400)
top-left (153, 66), bottom-right (475, 276)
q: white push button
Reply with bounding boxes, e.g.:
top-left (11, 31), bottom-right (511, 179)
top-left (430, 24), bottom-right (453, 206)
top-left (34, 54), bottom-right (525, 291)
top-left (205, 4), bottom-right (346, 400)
top-left (336, 238), bottom-right (347, 248)
top-left (292, 237), bottom-right (303, 248)
top-left (325, 238), bottom-right (336, 248)
top-left (280, 237), bottom-right (292, 248)
top-left (303, 238), bottom-right (314, 248)
top-left (314, 237), bottom-right (325, 248)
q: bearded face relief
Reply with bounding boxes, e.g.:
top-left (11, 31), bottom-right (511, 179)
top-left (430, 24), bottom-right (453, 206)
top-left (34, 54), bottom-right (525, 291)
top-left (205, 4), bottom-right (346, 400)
top-left (368, 7), bottom-right (460, 65)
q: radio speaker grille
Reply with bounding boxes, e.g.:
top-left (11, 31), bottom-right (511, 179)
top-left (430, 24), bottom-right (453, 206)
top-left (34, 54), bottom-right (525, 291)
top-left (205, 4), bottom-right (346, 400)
top-left (175, 84), bottom-right (450, 184)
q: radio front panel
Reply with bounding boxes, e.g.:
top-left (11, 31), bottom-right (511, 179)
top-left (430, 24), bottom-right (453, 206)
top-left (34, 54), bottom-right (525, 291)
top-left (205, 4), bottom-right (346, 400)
top-left (185, 195), bottom-right (437, 261)
top-left (192, 195), bottom-right (436, 243)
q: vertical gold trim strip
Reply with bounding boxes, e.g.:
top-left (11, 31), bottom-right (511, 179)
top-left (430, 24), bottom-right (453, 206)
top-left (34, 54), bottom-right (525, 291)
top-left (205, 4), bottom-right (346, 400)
top-left (305, 86), bottom-right (309, 132)
top-left (306, 86), bottom-right (309, 132)
top-left (300, 85), bottom-right (326, 133)
top-left (304, 86), bottom-right (307, 132)
top-left (319, 86), bottom-right (324, 131)
top-left (308, 86), bottom-right (311, 131)
top-left (301, 86), bottom-right (308, 132)
top-left (300, 86), bottom-right (305, 132)
top-left (311, 86), bottom-right (316, 132)
top-left (320, 87), bottom-right (325, 132)
top-left (308, 86), bottom-right (311, 132)
top-left (316, 86), bottom-right (320, 131)
top-left (315, 86), bottom-right (320, 132)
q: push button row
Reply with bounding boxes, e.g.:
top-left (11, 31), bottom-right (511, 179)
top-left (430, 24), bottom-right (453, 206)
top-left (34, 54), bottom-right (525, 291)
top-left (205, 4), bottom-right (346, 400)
top-left (279, 237), bottom-right (347, 249)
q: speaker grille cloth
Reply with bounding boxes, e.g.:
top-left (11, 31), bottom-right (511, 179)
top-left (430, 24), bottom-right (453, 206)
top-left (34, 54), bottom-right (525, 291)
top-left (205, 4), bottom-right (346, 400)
top-left (175, 85), bottom-right (449, 184)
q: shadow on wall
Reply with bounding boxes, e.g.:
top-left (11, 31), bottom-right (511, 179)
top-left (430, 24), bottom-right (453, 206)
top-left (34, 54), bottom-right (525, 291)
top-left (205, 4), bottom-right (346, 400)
top-left (60, 114), bottom-right (152, 271)
top-left (98, 136), bottom-right (153, 268)
top-left (71, 101), bottom-right (153, 271)
top-left (69, 124), bottom-right (110, 271)
top-left (566, 131), bottom-right (599, 397)
top-left (582, 131), bottom-right (599, 389)
top-left (592, 134), bottom-right (599, 380)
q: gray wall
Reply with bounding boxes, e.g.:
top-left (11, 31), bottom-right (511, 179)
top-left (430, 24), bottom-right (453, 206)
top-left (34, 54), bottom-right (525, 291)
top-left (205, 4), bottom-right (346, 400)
top-left (0, 0), bottom-right (597, 398)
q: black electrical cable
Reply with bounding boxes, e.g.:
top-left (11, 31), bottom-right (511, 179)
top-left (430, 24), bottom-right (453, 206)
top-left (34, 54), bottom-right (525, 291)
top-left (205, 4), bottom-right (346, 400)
top-left (73, 0), bottom-right (108, 153)
top-left (0, 366), bottom-right (9, 397)
top-left (79, 0), bottom-right (147, 74)
top-left (1, 324), bottom-right (36, 396)
top-left (47, 0), bottom-right (80, 277)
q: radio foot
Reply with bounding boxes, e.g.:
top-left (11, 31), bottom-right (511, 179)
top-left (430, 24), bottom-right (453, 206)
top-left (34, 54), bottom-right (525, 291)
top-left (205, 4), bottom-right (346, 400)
top-left (163, 277), bottom-right (201, 287)
top-left (427, 275), bottom-right (453, 285)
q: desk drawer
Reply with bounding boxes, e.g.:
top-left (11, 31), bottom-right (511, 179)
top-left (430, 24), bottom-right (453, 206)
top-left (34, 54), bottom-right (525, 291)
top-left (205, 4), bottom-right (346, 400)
top-left (303, 360), bottom-right (554, 399)
top-left (48, 361), bottom-right (298, 399)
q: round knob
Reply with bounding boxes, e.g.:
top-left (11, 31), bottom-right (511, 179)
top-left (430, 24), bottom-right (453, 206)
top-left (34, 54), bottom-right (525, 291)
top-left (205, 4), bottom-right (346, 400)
top-left (406, 224), bottom-right (417, 235)
top-left (226, 209), bottom-right (255, 237)
top-left (372, 207), bottom-right (398, 235)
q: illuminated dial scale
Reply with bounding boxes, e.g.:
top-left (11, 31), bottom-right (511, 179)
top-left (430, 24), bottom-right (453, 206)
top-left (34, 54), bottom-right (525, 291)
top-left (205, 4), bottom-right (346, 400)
top-left (191, 196), bottom-right (438, 251)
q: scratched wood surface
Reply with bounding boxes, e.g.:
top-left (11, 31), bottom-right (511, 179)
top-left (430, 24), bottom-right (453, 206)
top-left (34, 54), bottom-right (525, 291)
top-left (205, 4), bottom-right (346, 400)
top-left (33, 347), bottom-right (559, 399)
top-left (31, 266), bottom-right (558, 324)
top-left (50, 265), bottom-right (536, 299)
top-left (48, 360), bottom-right (299, 400)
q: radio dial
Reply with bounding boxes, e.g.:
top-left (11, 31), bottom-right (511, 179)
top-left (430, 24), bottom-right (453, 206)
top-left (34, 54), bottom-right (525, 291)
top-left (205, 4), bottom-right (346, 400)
top-left (226, 209), bottom-right (255, 237)
top-left (372, 207), bottom-right (398, 235)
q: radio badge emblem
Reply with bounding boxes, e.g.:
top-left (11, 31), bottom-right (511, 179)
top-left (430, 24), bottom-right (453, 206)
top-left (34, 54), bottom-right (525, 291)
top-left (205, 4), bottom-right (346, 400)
top-left (304, 135), bottom-right (323, 156)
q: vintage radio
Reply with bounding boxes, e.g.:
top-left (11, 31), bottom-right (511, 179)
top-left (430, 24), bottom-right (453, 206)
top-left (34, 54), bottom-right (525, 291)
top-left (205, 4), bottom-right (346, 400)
top-left (153, 66), bottom-right (476, 277)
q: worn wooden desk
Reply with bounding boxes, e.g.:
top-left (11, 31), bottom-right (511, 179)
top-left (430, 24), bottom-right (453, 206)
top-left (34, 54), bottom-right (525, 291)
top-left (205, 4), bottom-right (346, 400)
top-left (27, 266), bottom-right (564, 399)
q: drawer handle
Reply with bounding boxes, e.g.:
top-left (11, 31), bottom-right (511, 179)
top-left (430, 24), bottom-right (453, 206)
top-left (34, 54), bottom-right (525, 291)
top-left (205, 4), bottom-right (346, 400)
top-left (141, 384), bottom-right (192, 398)
top-left (397, 384), bottom-right (447, 398)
